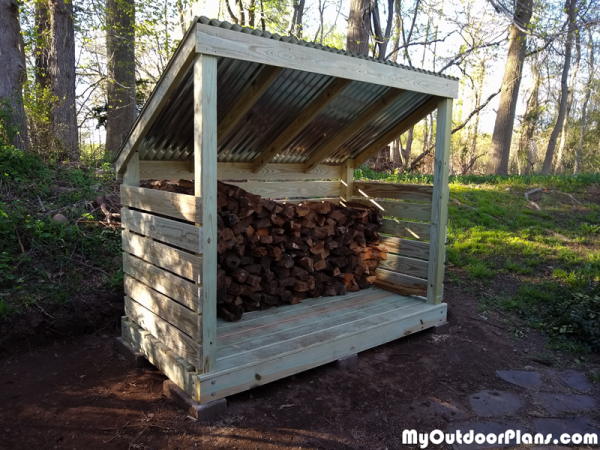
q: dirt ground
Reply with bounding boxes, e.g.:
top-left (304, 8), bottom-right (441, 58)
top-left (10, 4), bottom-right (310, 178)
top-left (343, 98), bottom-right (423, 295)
top-left (1, 270), bottom-right (599, 450)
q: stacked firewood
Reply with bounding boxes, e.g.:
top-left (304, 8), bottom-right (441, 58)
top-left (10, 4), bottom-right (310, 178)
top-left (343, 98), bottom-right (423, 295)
top-left (216, 181), bottom-right (388, 322)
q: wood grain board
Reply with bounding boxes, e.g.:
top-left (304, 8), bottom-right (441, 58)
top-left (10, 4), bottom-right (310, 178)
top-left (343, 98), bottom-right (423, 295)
top-left (218, 163), bottom-right (340, 181)
top-left (122, 231), bottom-right (202, 282)
top-left (121, 208), bottom-right (202, 253)
top-left (375, 268), bottom-right (428, 288)
top-left (122, 253), bottom-right (200, 312)
top-left (353, 198), bottom-right (432, 222)
top-left (379, 236), bottom-right (429, 261)
top-left (139, 160), bottom-right (194, 180)
top-left (121, 317), bottom-right (198, 399)
top-left (380, 218), bottom-right (430, 240)
top-left (196, 24), bottom-right (459, 98)
top-left (354, 181), bottom-right (433, 202)
top-left (125, 296), bottom-right (203, 368)
top-left (377, 254), bottom-right (429, 279)
top-left (121, 185), bottom-right (201, 223)
top-left (228, 181), bottom-right (341, 199)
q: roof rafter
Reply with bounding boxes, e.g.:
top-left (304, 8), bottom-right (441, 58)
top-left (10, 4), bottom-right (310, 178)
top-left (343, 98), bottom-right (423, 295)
top-left (251, 77), bottom-right (352, 173)
top-left (303, 88), bottom-right (406, 173)
top-left (353, 96), bottom-right (439, 168)
top-left (217, 65), bottom-right (283, 145)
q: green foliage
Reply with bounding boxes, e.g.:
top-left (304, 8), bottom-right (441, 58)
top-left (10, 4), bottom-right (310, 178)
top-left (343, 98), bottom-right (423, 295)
top-left (22, 84), bottom-right (64, 162)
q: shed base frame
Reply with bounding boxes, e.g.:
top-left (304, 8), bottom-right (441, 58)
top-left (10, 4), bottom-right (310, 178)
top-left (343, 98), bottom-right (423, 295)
top-left (122, 288), bottom-right (447, 403)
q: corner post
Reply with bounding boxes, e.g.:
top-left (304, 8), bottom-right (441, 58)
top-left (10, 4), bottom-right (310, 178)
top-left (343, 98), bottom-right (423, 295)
top-left (194, 53), bottom-right (218, 373)
top-left (341, 158), bottom-right (354, 202)
top-left (427, 98), bottom-right (452, 305)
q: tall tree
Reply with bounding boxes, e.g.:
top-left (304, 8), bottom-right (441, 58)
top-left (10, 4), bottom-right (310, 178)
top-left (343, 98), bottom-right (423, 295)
top-left (106, 0), bottom-right (136, 156)
top-left (35, 0), bottom-right (50, 89)
top-left (346, 0), bottom-right (371, 54)
top-left (289, 0), bottom-right (306, 38)
top-left (518, 55), bottom-right (543, 174)
top-left (486, 0), bottom-right (533, 175)
top-left (542, 0), bottom-right (577, 174)
top-left (49, 0), bottom-right (78, 159)
top-left (0, 0), bottom-right (29, 149)
top-left (575, 31), bottom-right (594, 174)
top-left (555, 30), bottom-right (581, 173)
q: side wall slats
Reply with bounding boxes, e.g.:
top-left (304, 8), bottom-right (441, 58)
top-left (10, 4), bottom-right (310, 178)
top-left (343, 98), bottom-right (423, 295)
top-left (123, 253), bottom-right (201, 312)
top-left (121, 185), bottom-right (202, 223)
top-left (354, 181), bottom-right (433, 202)
top-left (354, 198), bottom-right (432, 222)
top-left (379, 236), bottom-right (429, 261)
top-left (121, 208), bottom-right (202, 253)
top-left (218, 163), bottom-right (340, 180)
top-left (380, 218), bottom-right (430, 240)
top-left (122, 231), bottom-right (202, 282)
top-left (125, 276), bottom-right (201, 339)
top-left (125, 296), bottom-right (202, 368)
top-left (377, 254), bottom-right (428, 279)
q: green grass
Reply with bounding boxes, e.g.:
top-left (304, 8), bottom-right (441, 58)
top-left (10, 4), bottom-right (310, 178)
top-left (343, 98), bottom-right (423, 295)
top-left (360, 168), bottom-right (600, 352)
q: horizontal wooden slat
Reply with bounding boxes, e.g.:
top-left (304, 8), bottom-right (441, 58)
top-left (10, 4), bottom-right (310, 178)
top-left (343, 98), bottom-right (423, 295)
top-left (376, 268), bottom-right (428, 288)
top-left (373, 279), bottom-right (426, 297)
top-left (227, 181), bottom-right (340, 199)
top-left (379, 236), bottom-right (429, 261)
top-left (121, 185), bottom-right (201, 223)
top-left (121, 208), bottom-right (202, 253)
top-left (122, 231), bottom-right (202, 282)
top-left (354, 198), bottom-right (432, 222)
top-left (354, 181), bottom-right (433, 202)
top-left (218, 163), bottom-right (340, 181)
top-left (279, 197), bottom-right (341, 205)
top-left (123, 253), bottom-right (201, 312)
top-left (380, 218), bottom-right (430, 240)
top-left (125, 276), bottom-right (201, 339)
top-left (125, 296), bottom-right (202, 368)
top-left (121, 317), bottom-right (197, 398)
top-left (377, 254), bottom-right (428, 279)
top-left (139, 160), bottom-right (194, 180)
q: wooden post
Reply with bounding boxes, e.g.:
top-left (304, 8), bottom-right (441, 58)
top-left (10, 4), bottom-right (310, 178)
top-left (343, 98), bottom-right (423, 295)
top-left (194, 53), bottom-right (218, 373)
top-left (122, 152), bottom-right (139, 187)
top-left (426, 98), bottom-right (452, 305)
top-left (341, 158), bottom-right (354, 202)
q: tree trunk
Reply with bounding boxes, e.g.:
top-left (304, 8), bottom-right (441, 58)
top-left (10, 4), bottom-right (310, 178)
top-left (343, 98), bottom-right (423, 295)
top-left (575, 32), bottom-right (593, 174)
top-left (346, 0), bottom-right (371, 54)
top-left (106, 0), bottom-right (136, 157)
top-left (0, 0), bottom-right (29, 150)
top-left (391, 138), bottom-right (401, 165)
top-left (518, 58), bottom-right (542, 174)
top-left (555, 31), bottom-right (581, 174)
top-left (487, 0), bottom-right (533, 175)
top-left (49, 0), bottom-right (78, 159)
top-left (35, 0), bottom-right (50, 89)
top-left (542, 0), bottom-right (576, 175)
top-left (402, 126), bottom-right (414, 165)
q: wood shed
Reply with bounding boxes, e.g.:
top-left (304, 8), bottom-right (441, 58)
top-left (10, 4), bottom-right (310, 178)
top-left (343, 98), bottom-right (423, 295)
top-left (114, 16), bottom-right (459, 405)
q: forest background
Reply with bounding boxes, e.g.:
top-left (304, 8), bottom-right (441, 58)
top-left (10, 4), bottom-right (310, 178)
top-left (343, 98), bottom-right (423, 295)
top-left (2, 0), bottom-right (600, 176)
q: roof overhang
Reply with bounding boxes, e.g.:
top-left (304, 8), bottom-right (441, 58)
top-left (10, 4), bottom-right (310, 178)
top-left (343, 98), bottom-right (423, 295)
top-left (115, 17), bottom-right (459, 175)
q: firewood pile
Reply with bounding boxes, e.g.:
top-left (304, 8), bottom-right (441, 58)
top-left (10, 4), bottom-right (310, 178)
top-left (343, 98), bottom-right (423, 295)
top-left (215, 181), bottom-right (388, 322)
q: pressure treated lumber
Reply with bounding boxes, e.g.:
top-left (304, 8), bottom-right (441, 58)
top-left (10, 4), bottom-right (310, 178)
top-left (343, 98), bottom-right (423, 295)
top-left (252, 78), bottom-right (352, 172)
top-left (139, 161), bottom-right (194, 180)
top-left (195, 53), bottom-right (219, 372)
top-left (121, 185), bottom-right (202, 223)
top-left (304, 89), bottom-right (405, 173)
top-left (196, 23), bottom-right (459, 98)
top-left (227, 181), bottom-right (340, 199)
top-left (380, 218), bottom-right (430, 240)
top-left (353, 198), bottom-right (432, 222)
top-left (379, 236), bottom-right (429, 261)
top-left (354, 96), bottom-right (439, 167)
top-left (125, 276), bottom-right (202, 339)
top-left (377, 254), bottom-right (428, 279)
top-left (121, 208), bottom-right (202, 253)
top-left (218, 163), bottom-right (340, 181)
top-left (354, 181), bottom-right (433, 202)
top-left (217, 65), bottom-right (283, 143)
top-left (123, 253), bottom-right (201, 312)
top-left (125, 296), bottom-right (203, 368)
top-left (122, 231), bottom-right (202, 282)
top-left (427, 98), bottom-right (452, 305)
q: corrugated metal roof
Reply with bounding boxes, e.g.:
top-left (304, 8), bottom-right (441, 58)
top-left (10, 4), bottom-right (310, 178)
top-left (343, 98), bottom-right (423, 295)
top-left (126, 17), bottom-right (455, 168)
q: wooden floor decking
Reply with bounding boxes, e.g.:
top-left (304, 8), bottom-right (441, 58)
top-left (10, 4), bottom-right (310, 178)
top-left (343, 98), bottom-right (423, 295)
top-left (196, 287), bottom-right (447, 403)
